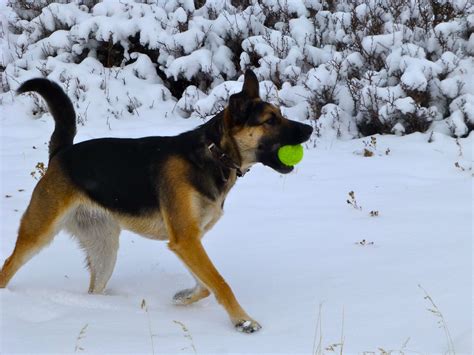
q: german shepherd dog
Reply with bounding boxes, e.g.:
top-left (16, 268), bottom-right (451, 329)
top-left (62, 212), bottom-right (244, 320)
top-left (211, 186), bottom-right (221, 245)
top-left (0, 70), bottom-right (312, 333)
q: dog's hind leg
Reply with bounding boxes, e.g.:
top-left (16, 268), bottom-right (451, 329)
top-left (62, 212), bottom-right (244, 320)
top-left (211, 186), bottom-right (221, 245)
top-left (173, 275), bottom-right (210, 305)
top-left (0, 167), bottom-right (77, 288)
top-left (82, 227), bottom-right (120, 294)
top-left (68, 208), bottom-right (120, 294)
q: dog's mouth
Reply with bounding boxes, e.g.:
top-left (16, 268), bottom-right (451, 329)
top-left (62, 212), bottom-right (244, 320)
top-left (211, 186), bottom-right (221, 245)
top-left (257, 143), bottom-right (295, 174)
top-left (256, 121), bottom-right (313, 174)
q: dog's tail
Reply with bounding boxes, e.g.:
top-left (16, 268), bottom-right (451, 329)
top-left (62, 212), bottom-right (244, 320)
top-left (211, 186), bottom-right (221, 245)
top-left (17, 78), bottom-right (76, 160)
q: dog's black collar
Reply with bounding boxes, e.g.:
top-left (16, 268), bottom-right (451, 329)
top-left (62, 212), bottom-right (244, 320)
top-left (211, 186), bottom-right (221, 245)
top-left (207, 142), bottom-right (248, 179)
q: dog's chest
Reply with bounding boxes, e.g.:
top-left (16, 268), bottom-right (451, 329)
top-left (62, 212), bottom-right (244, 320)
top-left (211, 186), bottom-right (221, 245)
top-left (200, 198), bottom-right (225, 234)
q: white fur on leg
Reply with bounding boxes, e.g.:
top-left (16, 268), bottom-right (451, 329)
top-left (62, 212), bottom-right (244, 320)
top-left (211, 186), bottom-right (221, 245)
top-left (65, 206), bottom-right (120, 294)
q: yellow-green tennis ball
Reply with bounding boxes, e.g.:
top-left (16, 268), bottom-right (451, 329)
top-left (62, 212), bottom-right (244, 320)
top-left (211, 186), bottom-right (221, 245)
top-left (278, 144), bottom-right (304, 166)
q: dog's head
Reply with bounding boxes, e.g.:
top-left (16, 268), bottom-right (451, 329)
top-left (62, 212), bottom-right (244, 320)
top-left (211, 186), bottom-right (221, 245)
top-left (224, 70), bottom-right (313, 174)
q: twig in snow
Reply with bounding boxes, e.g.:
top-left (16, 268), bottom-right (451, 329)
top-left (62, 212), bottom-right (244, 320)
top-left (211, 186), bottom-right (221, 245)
top-left (141, 299), bottom-right (156, 355)
top-left (418, 284), bottom-right (455, 355)
top-left (324, 307), bottom-right (345, 353)
top-left (74, 323), bottom-right (88, 352)
top-left (312, 302), bottom-right (324, 355)
top-left (347, 191), bottom-right (362, 210)
top-left (173, 320), bottom-right (197, 354)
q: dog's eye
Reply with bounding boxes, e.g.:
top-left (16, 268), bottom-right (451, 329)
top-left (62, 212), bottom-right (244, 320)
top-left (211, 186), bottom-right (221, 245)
top-left (265, 116), bottom-right (278, 125)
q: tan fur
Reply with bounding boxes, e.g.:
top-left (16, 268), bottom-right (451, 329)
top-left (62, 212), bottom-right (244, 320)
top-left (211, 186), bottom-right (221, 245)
top-left (116, 212), bottom-right (167, 241)
top-left (0, 161), bottom-right (79, 287)
top-left (232, 103), bottom-right (289, 170)
top-left (233, 125), bottom-right (265, 168)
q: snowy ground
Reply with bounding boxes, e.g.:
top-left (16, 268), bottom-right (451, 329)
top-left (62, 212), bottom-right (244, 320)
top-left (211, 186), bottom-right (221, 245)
top-left (0, 100), bottom-right (472, 354)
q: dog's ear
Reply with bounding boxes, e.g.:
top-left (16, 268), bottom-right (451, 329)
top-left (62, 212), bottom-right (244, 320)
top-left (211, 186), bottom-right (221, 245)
top-left (241, 69), bottom-right (259, 99)
top-left (227, 70), bottom-right (260, 125)
top-left (228, 92), bottom-right (251, 125)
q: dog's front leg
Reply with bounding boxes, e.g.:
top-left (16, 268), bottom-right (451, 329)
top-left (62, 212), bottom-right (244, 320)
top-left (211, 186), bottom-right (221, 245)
top-left (168, 235), bottom-right (261, 333)
top-left (162, 206), bottom-right (261, 333)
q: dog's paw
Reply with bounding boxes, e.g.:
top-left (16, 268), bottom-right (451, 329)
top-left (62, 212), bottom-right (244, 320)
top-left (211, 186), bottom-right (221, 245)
top-left (173, 287), bottom-right (210, 305)
top-left (235, 319), bottom-right (262, 333)
top-left (173, 288), bottom-right (194, 305)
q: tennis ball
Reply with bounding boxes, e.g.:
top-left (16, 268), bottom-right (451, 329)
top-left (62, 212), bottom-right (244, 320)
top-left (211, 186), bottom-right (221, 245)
top-left (278, 144), bottom-right (304, 166)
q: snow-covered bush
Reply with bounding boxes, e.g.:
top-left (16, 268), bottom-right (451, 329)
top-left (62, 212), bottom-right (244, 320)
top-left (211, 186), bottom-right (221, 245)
top-left (1, 0), bottom-right (473, 138)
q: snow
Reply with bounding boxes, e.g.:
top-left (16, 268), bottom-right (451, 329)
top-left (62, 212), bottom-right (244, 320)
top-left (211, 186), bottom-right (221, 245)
top-left (0, 0), bottom-right (473, 352)
top-left (304, 45), bottom-right (333, 67)
top-left (289, 17), bottom-right (314, 46)
top-left (1, 92), bottom-right (472, 353)
top-left (362, 32), bottom-right (404, 57)
top-left (394, 97), bottom-right (416, 114)
top-left (447, 110), bottom-right (469, 137)
top-left (391, 122), bottom-right (406, 135)
top-left (3, 0), bottom-right (474, 137)
top-left (401, 68), bottom-right (428, 92)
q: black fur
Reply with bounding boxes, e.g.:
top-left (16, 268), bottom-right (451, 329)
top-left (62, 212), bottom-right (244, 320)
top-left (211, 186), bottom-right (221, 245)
top-left (17, 79), bottom-right (77, 160)
top-left (57, 115), bottom-right (231, 215)
top-left (18, 77), bottom-right (312, 216)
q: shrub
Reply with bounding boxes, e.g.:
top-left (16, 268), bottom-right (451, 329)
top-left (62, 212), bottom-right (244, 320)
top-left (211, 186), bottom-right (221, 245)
top-left (1, 0), bottom-right (473, 138)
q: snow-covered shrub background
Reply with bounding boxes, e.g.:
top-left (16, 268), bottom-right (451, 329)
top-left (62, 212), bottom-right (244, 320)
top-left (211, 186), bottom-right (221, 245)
top-left (1, 0), bottom-right (473, 139)
top-left (1, 2), bottom-right (473, 353)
